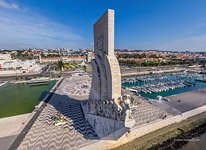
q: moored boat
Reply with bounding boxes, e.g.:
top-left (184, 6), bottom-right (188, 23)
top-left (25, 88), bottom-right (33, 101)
top-left (28, 77), bottom-right (50, 86)
top-left (0, 81), bottom-right (8, 87)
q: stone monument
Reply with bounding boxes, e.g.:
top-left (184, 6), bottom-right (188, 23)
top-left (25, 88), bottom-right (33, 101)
top-left (89, 9), bottom-right (121, 102)
top-left (82, 9), bottom-right (134, 138)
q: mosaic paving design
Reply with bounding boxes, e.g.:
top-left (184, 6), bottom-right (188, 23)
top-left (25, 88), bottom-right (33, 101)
top-left (17, 79), bottom-right (170, 150)
top-left (17, 90), bottom-right (98, 150)
top-left (62, 79), bottom-right (91, 96)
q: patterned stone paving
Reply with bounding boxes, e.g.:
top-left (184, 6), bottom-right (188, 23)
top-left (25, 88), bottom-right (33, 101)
top-left (62, 79), bottom-right (91, 96)
top-left (131, 99), bottom-right (170, 126)
top-left (17, 79), bottom-right (98, 150)
top-left (61, 77), bottom-right (90, 93)
top-left (16, 78), bottom-right (170, 150)
top-left (122, 89), bottom-right (170, 126)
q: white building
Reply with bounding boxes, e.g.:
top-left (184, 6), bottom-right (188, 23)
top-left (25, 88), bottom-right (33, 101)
top-left (0, 54), bottom-right (12, 69)
top-left (3, 59), bottom-right (35, 68)
top-left (0, 53), bottom-right (41, 74)
top-left (41, 56), bottom-right (85, 63)
top-left (0, 54), bottom-right (12, 61)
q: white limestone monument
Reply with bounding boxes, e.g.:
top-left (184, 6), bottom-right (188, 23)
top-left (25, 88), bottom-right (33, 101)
top-left (82, 9), bottom-right (134, 138)
top-left (90, 9), bottom-right (121, 102)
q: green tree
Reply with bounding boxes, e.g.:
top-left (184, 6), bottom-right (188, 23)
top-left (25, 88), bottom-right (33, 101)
top-left (57, 60), bottom-right (64, 71)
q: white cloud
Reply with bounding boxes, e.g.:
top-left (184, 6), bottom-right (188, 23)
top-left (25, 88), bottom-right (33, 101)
top-left (0, 5), bottom-right (85, 49)
top-left (0, 0), bottom-right (20, 10)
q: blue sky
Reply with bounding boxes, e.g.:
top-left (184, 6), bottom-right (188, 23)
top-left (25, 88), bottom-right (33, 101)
top-left (0, 0), bottom-right (206, 51)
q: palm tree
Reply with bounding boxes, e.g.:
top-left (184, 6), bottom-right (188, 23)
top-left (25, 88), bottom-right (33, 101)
top-left (57, 60), bottom-right (64, 71)
top-left (57, 60), bottom-right (65, 77)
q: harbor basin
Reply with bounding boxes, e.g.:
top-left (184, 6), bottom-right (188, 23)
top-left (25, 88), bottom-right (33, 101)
top-left (0, 80), bottom-right (56, 118)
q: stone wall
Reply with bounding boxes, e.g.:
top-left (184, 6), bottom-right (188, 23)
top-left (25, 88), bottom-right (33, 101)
top-left (86, 114), bottom-right (125, 138)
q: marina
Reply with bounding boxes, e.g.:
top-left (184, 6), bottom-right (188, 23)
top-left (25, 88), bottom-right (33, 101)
top-left (122, 73), bottom-right (206, 99)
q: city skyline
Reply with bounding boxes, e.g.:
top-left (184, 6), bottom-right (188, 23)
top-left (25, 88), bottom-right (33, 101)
top-left (1, 0), bottom-right (206, 51)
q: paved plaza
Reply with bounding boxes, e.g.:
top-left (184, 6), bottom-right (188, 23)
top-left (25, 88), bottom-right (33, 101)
top-left (122, 90), bottom-right (170, 126)
top-left (62, 77), bottom-right (91, 97)
top-left (13, 76), bottom-right (206, 149)
top-left (0, 114), bottom-right (31, 150)
top-left (165, 88), bottom-right (206, 113)
top-left (13, 77), bottom-right (172, 150)
top-left (61, 76), bottom-right (90, 100)
top-left (17, 78), bottom-right (98, 150)
top-left (0, 135), bottom-right (18, 150)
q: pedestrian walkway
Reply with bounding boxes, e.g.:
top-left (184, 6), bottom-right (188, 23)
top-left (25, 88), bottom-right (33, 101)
top-left (17, 79), bottom-right (98, 150)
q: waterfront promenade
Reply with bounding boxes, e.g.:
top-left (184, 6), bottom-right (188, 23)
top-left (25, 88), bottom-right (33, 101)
top-left (14, 78), bottom-right (98, 150)
top-left (166, 88), bottom-right (206, 112)
top-left (3, 76), bottom-right (206, 150)
top-left (0, 113), bottom-right (31, 138)
top-left (10, 76), bottom-right (170, 149)
top-left (0, 114), bottom-right (31, 150)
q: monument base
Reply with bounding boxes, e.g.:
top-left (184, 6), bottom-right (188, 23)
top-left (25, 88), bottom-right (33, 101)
top-left (81, 101), bottom-right (135, 139)
top-left (86, 114), bottom-right (125, 138)
top-left (81, 101), bottom-right (124, 138)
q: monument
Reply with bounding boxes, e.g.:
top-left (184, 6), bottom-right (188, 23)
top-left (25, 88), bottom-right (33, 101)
top-left (89, 9), bottom-right (121, 102)
top-left (82, 9), bottom-right (134, 138)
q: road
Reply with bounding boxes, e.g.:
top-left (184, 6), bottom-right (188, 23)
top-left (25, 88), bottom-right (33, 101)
top-left (0, 64), bottom-right (54, 80)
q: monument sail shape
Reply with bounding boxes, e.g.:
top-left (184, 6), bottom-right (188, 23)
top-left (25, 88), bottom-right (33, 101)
top-left (82, 9), bottom-right (134, 138)
top-left (89, 9), bottom-right (121, 102)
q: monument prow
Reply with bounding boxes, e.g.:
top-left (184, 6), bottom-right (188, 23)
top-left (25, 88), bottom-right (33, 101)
top-left (82, 9), bottom-right (135, 139)
top-left (91, 9), bottom-right (121, 101)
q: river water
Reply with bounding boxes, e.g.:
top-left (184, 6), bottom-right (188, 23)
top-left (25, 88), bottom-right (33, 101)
top-left (0, 80), bottom-right (56, 118)
top-left (179, 132), bottom-right (206, 150)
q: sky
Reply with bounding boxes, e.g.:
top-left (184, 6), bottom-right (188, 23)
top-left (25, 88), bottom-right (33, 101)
top-left (0, 0), bottom-right (206, 51)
